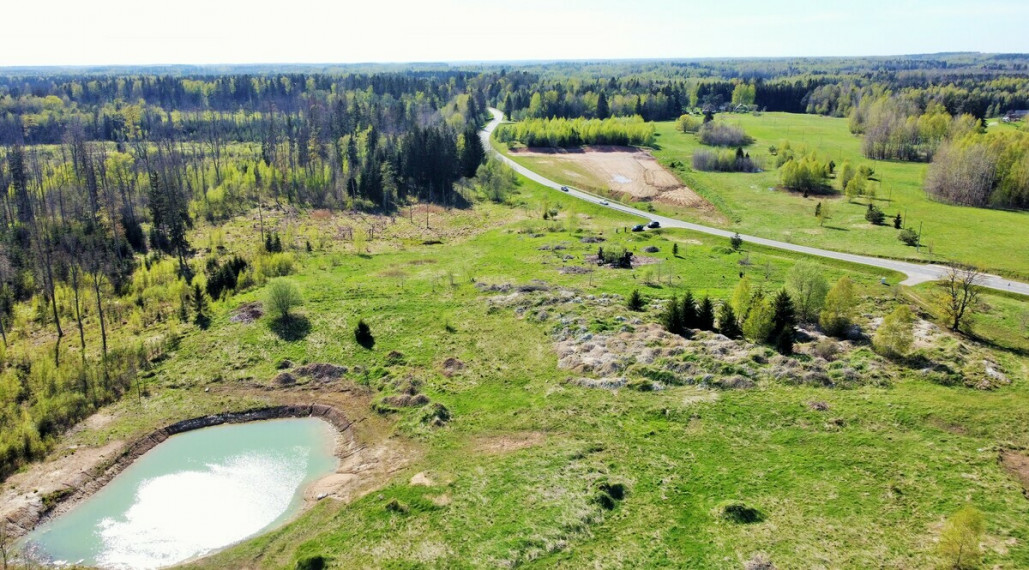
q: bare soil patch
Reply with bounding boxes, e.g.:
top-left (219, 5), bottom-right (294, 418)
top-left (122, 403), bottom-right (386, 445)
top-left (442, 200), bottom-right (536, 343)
top-left (1001, 451), bottom-right (1029, 497)
top-left (229, 301), bottom-right (264, 324)
top-left (511, 146), bottom-right (725, 222)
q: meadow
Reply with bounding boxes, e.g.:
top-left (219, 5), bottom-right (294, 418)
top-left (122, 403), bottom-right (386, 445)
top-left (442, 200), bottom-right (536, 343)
top-left (10, 175), bottom-right (1020, 569)
top-left (499, 113), bottom-right (1029, 281)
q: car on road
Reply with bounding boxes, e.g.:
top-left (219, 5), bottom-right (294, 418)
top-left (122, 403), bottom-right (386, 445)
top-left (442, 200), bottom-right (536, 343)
top-left (600, 200), bottom-right (609, 205)
top-left (560, 186), bottom-right (570, 192)
top-left (631, 224), bottom-right (645, 232)
top-left (647, 220), bottom-right (661, 229)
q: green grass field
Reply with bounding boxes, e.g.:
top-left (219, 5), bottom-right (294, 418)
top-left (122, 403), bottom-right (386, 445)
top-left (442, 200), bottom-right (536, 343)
top-left (9, 173), bottom-right (1029, 569)
top-left (497, 113), bottom-right (1029, 281)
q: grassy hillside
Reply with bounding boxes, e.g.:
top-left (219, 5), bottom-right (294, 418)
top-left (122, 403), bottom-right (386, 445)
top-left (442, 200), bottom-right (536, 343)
top-left (6, 172), bottom-right (1029, 569)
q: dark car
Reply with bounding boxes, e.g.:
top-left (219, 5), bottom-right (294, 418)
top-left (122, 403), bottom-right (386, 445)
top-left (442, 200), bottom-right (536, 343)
top-left (631, 224), bottom-right (645, 232)
top-left (647, 220), bottom-right (661, 229)
top-left (560, 186), bottom-right (570, 192)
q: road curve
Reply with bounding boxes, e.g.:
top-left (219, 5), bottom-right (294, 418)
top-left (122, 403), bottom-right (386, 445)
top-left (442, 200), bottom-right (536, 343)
top-left (481, 108), bottom-right (1029, 296)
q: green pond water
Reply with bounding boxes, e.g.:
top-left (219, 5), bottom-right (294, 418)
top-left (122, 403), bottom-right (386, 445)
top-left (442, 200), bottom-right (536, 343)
top-left (23, 417), bottom-right (338, 569)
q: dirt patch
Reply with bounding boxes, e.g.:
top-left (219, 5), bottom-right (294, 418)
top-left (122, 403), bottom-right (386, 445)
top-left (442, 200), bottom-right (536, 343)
top-left (229, 301), bottom-right (264, 324)
top-left (441, 357), bottom-right (465, 377)
top-left (511, 146), bottom-right (725, 222)
top-left (294, 363), bottom-right (348, 381)
top-left (410, 472), bottom-right (434, 486)
top-left (473, 432), bottom-right (546, 454)
top-left (1001, 451), bottom-right (1029, 497)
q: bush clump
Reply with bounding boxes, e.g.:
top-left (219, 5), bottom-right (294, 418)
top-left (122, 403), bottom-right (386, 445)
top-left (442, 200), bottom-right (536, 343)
top-left (698, 122), bottom-right (754, 147)
top-left (692, 148), bottom-right (759, 172)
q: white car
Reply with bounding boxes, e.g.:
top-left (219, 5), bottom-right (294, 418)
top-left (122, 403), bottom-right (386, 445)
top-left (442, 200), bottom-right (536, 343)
top-left (600, 200), bottom-right (609, 205)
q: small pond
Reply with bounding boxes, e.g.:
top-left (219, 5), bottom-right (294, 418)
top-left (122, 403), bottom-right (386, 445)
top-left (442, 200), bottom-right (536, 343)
top-left (24, 417), bottom-right (338, 569)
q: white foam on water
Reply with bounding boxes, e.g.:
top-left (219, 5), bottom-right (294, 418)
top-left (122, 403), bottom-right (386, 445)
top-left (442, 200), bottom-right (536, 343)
top-left (94, 448), bottom-right (308, 570)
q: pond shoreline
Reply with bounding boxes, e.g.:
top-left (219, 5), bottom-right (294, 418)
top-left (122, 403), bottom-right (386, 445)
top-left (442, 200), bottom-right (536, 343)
top-left (6, 403), bottom-right (354, 540)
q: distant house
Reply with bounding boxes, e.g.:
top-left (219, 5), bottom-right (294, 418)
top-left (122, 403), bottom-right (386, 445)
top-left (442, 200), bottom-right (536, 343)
top-left (1002, 110), bottom-right (1029, 122)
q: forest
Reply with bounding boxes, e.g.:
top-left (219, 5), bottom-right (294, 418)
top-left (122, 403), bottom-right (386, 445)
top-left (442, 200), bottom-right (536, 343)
top-left (0, 70), bottom-right (490, 478)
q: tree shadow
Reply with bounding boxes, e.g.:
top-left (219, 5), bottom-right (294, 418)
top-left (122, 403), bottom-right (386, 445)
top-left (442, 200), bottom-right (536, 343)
top-left (355, 330), bottom-right (375, 349)
top-left (354, 320), bottom-right (375, 349)
top-left (270, 314), bottom-right (311, 341)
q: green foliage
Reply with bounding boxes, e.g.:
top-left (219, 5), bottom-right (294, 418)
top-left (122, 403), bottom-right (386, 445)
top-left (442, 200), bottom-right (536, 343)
top-left (865, 203), bottom-right (886, 225)
top-left (675, 114), bottom-right (702, 133)
top-left (730, 233), bottom-right (743, 251)
top-left (698, 122), bottom-right (754, 147)
top-left (770, 290), bottom-right (797, 354)
top-left (820, 276), bottom-right (857, 337)
top-left (681, 291), bottom-right (699, 329)
top-left (899, 228), bottom-right (920, 246)
top-left (780, 154), bottom-right (830, 193)
top-left (627, 289), bottom-right (646, 312)
top-left (731, 276), bottom-right (754, 321)
top-left (743, 293), bottom-right (774, 343)
top-left (938, 506), bottom-right (985, 570)
top-left (874, 305), bottom-right (915, 357)
top-left (717, 302), bottom-right (742, 339)
top-left (698, 296), bottom-right (716, 331)
top-left (266, 279), bottom-right (303, 320)
top-left (496, 116), bottom-right (655, 148)
top-left (692, 148), bottom-right (759, 172)
top-left (476, 157), bottom-right (519, 203)
top-left (786, 262), bottom-right (830, 323)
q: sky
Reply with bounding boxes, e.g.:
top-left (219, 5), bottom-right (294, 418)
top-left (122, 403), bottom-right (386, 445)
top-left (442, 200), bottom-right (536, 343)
top-left (1, 0), bottom-right (1026, 67)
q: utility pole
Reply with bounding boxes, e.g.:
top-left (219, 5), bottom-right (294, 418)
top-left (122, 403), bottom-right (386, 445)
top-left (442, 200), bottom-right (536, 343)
top-left (916, 221), bottom-right (924, 253)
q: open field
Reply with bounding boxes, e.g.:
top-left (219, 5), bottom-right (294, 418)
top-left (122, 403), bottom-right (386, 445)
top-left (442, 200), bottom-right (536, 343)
top-left (508, 146), bottom-right (726, 224)
top-left (499, 113), bottom-right (1029, 281)
top-left (6, 172), bottom-right (1029, 568)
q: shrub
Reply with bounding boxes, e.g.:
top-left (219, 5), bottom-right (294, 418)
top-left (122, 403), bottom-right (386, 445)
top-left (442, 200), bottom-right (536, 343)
top-left (698, 122), bottom-right (754, 146)
top-left (692, 148), bottom-right (759, 172)
top-left (938, 505), bottom-right (985, 569)
top-left (676, 114), bottom-right (702, 133)
top-left (266, 279), bottom-right (303, 320)
top-left (820, 277), bottom-right (856, 338)
top-left (730, 233), bottom-right (743, 251)
top-left (899, 228), bottom-right (919, 246)
top-left (865, 203), bottom-right (886, 225)
top-left (626, 289), bottom-right (646, 312)
top-left (874, 305), bottom-right (914, 357)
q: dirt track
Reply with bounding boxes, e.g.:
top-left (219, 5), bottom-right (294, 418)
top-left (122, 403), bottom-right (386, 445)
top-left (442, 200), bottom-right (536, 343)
top-left (510, 146), bottom-right (724, 221)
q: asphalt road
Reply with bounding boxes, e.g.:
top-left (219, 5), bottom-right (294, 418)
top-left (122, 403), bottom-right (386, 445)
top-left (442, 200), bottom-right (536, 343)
top-left (481, 108), bottom-right (1029, 296)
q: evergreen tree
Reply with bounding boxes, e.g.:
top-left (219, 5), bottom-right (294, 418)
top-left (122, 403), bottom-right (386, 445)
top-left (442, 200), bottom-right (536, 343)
top-left (697, 296), bottom-right (716, 331)
top-left (717, 302), bottom-right (742, 339)
top-left (681, 291), bottom-right (698, 329)
top-left (192, 283), bottom-right (209, 328)
top-left (627, 289), bottom-right (645, 311)
top-left (768, 290), bottom-right (796, 353)
top-left (894, 213), bottom-right (902, 229)
top-left (596, 91), bottom-right (610, 120)
top-left (662, 294), bottom-right (685, 335)
top-left (460, 126), bottom-right (486, 179)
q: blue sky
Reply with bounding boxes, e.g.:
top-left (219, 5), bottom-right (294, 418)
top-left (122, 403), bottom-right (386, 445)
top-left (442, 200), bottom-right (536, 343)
top-left (2, 0), bottom-right (1026, 66)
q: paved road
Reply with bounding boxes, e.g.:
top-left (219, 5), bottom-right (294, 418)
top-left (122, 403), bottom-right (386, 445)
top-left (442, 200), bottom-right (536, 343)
top-left (481, 108), bottom-right (1029, 296)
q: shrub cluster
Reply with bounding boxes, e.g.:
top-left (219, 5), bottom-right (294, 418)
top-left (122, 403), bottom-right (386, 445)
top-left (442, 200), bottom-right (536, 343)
top-left (692, 148), bottom-right (759, 172)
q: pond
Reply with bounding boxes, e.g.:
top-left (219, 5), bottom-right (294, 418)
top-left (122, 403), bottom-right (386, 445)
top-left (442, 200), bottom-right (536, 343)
top-left (23, 417), bottom-right (338, 569)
